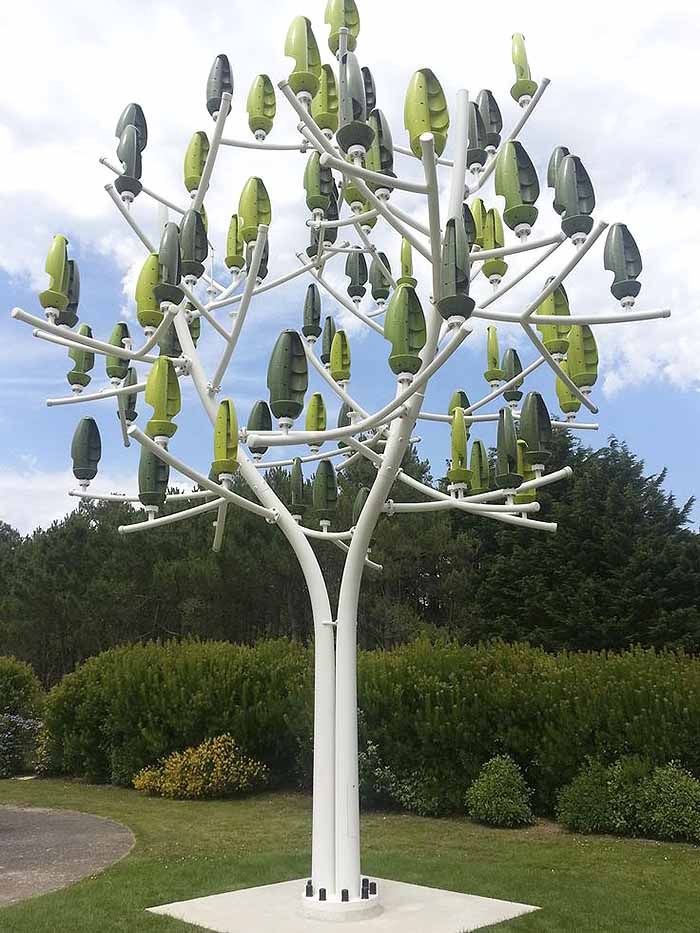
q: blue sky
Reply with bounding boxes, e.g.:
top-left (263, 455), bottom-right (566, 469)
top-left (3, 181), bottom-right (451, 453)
top-left (1, 0), bottom-right (698, 534)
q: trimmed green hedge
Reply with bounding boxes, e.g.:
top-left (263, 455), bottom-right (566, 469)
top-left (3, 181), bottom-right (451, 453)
top-left (44, 640), bottom-right (310, 785)
top-left (0, 656), bottom-right (44, 777)
top-left (43, 639), bottom-right (700, 812)
top-left (0, 656), bottom-right (43, 717)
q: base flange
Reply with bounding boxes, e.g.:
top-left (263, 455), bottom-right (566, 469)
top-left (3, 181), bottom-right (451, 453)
top-left (148, 877), bottom-right (538, 931)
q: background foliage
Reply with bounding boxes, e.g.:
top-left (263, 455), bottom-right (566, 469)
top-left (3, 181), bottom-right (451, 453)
top-left (0, 434), bottom-right (698, 686)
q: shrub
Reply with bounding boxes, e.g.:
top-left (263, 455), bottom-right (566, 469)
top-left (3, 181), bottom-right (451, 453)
top-left (133, 734), bottom-right (268, 799)
top-left (466, 755), bottom-right (534, 827)
top-left (638, 762), bottom-right (700, 843)
top-left (0, 714), bottom-right (41, 778)
top-left (556, 756), bottom-right (700, 842)
top-left (0, 657), bottom-right (43, 777)
top-left (0, 656), bottom-right (43, 717)
top-left (33, 725), bottom-right (62, 776)
top-left (45, 639), bottom-right (309, 785)
top-left (556, 759), bottom-right (617, 834)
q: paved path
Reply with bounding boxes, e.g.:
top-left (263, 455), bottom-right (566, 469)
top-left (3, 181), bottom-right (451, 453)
top-left (0, 805), bottom-right (134, 906)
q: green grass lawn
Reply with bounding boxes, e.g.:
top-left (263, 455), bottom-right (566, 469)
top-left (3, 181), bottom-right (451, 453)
top-left (0, 779), bottom-right (697, 931)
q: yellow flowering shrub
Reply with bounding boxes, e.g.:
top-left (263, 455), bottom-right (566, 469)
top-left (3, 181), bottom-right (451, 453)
top-left (133, 734), bottom-right (269, 799)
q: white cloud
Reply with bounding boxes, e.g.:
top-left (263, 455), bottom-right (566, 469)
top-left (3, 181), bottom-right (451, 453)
top-left (0, 466), bottom-right (139, 535)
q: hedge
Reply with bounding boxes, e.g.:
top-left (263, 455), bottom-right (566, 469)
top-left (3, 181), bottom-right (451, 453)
top-left (0, 656), bottom-right (43, 777)
top-left (43, 639), bottom-right (700, 812)
top-left (0, 656), bottom-right (43, 717)
top-left (43, 639), bottom-right (310, 785)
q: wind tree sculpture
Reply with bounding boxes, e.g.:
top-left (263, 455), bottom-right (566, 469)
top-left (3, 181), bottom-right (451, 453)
top-left (11, 1), bottom-right (670, 925)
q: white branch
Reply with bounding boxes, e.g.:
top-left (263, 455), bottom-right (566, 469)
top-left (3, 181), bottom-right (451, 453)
top-left (119, 497), bottom-right (224, 534)
top-left (210, 227), bottom-right (269, 390)
top-left (246, 320), bottom-right (471, 449)
top-left (14, 307), bottom-right (160, 363)
top-left (192, 92), bottom-right (232, 213)
top-left (47, 380), bottom-right (146, 408)
top-left (128, 426), bottom-right (276, 521)
top-left (469, 78), bottom-right (552, 194)
top-left (447, 89), bottom-right (469, 220)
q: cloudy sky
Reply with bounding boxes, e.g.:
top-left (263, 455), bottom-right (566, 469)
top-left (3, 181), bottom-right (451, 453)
top-left (1, 0), bottom-right (698, 535)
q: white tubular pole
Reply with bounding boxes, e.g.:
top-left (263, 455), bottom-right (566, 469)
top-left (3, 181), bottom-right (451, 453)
top-left (356, 178), bottom-right (432, 261)
top-left (34, 301), bottom-right (174, 363)
top-left (396, 464), bottom-right (571, 508)
top-left (394, 142), bottom-right (453, 168)
top-left (172, 309), bottom-right (337, 896)
top-left (191, 92), bottom-right (231, 213)
top-left (472, 232), bottom-right (564, 263)
top-left (254, 428), bottom-right (395, 471)
top-left (303, 340), bottom-right (369, 416)
top-left (105, 184), bottom-right (155, 251)
top-left (302, 261), bottom-right (384, 337)
top-left (128, 427), bottom-right (276, 521)
top-left (209, 253), bottom-right (328, 312)
top-left (467, 357), bottom-right (546, 414)
top-left (354, 226), bottom-right (397, 288)
top-left (119, 497), bottom-right (224, 534)
top-left (417, 409), bottom-right (598, 431)
top-left (283, 92), bottom-right (434, 263)
top-left (519, 221), bottom-right (608, 321)
top-left (47, 380), bottom-right (146, 408)
top-left (220, 136), bottom-right (305, 151)
top-left (256, 447), bottom-right (358, 470)
top-left (385, 497), bottom-right (557, 532)
top-left (207, 272), bottom-right (244, 308)
top-left (334, 539), bottom-right (383, 572)
top-left (476, 466), bottom-right (574, 501)
top-left (447, 89), bottom-right (469, 221)
top-left (332, 227), bottom-right (448, 895)
top-left (247, 320), bottom-right (471, 449)
top-left (13, 308), bottom-right (160, 364)
top-left (522, 321), bottom-right (598, 414)
top-left (323, 245), bottom-right (372, 255)
top-left (105, 181), bottom-right (234, 301)
top-left (319, 151), bottom-right (429, 195)
top-left (301, 527), bottom-right (354, 541)
top-left (334, 360), bottom-right (437, 889)
top-left (99, 157), bottom-right (186, 214)
top-left (475, 238), bottom-right (565, 313)
top-left (420, 134), bottom-right (442, 296)
top-left (479, 307), bottom-right (673, 326)
top-left (210, 227), bottom-right (269, 391)
top-left (69, 490), bottom-right (140, 503)
top-left (166, 489), bottom-right (214, 502)
top-left (211, 501), bottom-right (228, 552)
top-left (116, 391), bottom-right (130, 447)
top-left (32, 320), bottom-right (166, 364)
top-left (179, 283), bottom-right (231, 340)
top-left (387, 498), bottom-right (540, 515)
top-left (319, 209), bottom-right (378, 230)
top-left (380, 199), bottom-right (431, 238)
top-left (469, 78), bottom-right (551, 193)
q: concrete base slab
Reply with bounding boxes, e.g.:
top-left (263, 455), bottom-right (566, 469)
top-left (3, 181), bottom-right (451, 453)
top-left (148, 877), bottom-right (539, 932)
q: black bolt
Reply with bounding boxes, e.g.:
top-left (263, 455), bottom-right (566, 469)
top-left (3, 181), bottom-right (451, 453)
top-left (361, 888), bottom-right (369, 900)
top-left (305, 880), bottom-right (313, 898)
top-left (362, 877), bottom-right (370, 891)
top-left (341, 889), bottom-right (349, 902)
top-left (319, 888), bottom-right (327, 902)
top-left (369, 881), bottom-right (377, 896)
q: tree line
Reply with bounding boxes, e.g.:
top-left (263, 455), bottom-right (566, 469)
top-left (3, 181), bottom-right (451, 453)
top-left (0, 432), bottom-right (698, 685)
